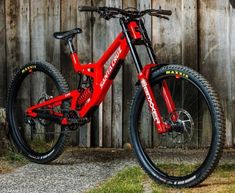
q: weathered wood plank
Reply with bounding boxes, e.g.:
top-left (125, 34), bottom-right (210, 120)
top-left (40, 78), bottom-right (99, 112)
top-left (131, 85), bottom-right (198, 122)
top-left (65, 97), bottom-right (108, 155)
top-left (45, 0), bottom-right (60, 68)
top-left (0, 0), bottom-right (6, 107)
top-left (6, 0), bottom-right (31, 139)
top-left (30, 0), bottom-right (61, 142)
top-left (230, 2), bottom-right (235, 145)
top-left (30, 0), bottom-right (48, 141)
top-left (137, 0), bottom-right (152, 148)
top-left (77, 0), bottom-right (92, 147)
top-left (109, 0), bottom-right (123, 148)
top-left (198, 0), bottom-right (232, 146)
top-left (6, 0), bottom-right (30, 82)
top-left (103, 0), bottom-right (117, 147)
top-left (122, 0), bottom-right (137, 147)
top-left (60, 0), bottom-right (79, 145)
top-left (182, 0), bottom-right (199, 147)
top-left (152, 0), bottom-right (182, 146)
top-left (92, 0), bottom-right (107, 147)
top-left (152, 0), bottom-right (182, 64)
top-left (182, 0), bottom-right (198, 70)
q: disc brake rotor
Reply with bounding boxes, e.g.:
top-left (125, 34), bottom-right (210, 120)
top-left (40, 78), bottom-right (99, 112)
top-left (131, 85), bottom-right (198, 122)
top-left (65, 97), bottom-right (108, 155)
top-left (163, 109), bottom-right (194, 144)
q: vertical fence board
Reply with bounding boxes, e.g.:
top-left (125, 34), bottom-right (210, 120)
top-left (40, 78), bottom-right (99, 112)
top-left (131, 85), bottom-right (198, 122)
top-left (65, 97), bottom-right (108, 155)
top-left (230, 3), bottom-right (235, 145)
top-left (45, 0), bottom-right (60, 68)
top-left (182, 0), bottom-right (198, 70)
top-left (122, 0), bottom-right (137, 146)
top-left (102, 16), bottom-right (112, 148)
top-left (152, 0), bottom-right (182, 64)
top-left (60, 0), bottom-right (79, 145)
top-left (6, 0), bottom-right (31, 139)
top-left (6, 0), bottom-right (30, 83)
top-left (199, 0), bottom-right (232, 146)
top-left (137, 0), bottom-right (152, 147)
top-left (30, 0), bottom-right (61, 141)
top-left (182, 0), bottom-right (199, 146)
top-left (109, 0), bottom-right (123, 148)
top-left (0, 0), bottom-right (6, 107)
top-left (152, 0), bottom-right (182, 146)
top-left (77, 0), bottom-right (92, 147)
top-left (30, 0), bottom-right (47, 141)
top-left (92, 0), bottom-right (107, 146)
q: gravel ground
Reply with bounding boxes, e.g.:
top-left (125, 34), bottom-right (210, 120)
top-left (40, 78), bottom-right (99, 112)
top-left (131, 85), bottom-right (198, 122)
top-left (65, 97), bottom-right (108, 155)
top-left (0, 148), bottom-right (235, 193)
top-left (0, 148), bottom-right (136, 193)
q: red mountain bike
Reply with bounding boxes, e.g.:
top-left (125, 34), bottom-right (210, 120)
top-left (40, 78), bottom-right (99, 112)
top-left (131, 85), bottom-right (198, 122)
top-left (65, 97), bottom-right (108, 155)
top-left (7, 7), bottom-right (225, 187)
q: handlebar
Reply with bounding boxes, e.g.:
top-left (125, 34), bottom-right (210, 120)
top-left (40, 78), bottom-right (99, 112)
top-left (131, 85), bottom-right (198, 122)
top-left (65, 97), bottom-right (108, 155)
top-left (79, 6), bottom-right (99, 12)
top-left (79, 6), bottom-right (172, 20)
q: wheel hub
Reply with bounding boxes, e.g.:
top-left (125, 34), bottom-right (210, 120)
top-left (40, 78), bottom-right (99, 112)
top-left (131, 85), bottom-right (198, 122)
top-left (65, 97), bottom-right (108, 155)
top-left (165, 109), bottom-right (194, 144)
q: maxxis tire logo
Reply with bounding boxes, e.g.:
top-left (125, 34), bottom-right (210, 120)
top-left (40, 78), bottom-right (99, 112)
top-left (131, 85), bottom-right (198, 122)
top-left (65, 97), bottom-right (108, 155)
top-left (166, 70), bottom-right (189, 78)
top-left (22, 65), bottom-right (37, 74)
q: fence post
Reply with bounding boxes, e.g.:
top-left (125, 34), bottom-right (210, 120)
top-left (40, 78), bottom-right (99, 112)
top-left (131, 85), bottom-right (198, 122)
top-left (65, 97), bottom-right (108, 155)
top-left (0, 108), bottom-right (11, 156)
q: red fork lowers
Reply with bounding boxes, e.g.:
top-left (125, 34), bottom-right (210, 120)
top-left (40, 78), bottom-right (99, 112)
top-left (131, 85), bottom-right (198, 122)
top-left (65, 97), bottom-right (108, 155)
top-left (138, 64), bottom-right (175, 134)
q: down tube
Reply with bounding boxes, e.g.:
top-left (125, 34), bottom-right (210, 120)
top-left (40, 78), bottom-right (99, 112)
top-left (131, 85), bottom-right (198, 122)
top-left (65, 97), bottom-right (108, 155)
top-left (78, 36), bottom-right (129, 117)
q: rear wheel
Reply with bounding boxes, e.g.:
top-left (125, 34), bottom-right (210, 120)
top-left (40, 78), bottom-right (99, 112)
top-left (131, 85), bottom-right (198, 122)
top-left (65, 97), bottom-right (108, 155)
top-left (7, 61), bottom-right (70, 164)
top-left (130, 65), bottom-right (225, 187)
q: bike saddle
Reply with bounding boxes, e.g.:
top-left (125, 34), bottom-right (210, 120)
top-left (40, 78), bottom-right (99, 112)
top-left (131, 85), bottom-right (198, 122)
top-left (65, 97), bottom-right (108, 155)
top-left (53, 28), bottom-right (82, 41)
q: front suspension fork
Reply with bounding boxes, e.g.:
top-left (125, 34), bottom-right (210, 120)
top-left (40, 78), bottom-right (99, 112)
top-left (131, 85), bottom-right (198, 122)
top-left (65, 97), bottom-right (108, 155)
top-left (138, 64), bottom-right (176, 134)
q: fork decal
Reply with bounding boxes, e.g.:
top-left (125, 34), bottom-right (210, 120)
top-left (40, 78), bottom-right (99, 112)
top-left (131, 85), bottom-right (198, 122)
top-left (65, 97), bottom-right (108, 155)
top-left (140, 79), bottom-right (160, 123)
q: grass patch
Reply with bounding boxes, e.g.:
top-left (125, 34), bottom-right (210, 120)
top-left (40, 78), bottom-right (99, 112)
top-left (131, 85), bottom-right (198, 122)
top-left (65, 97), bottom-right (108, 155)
top-left (88, 166), bottom-right (145, 193)
top-left (0, 151), bottom-right (28, 174)
top-left (88, 164), bottom-right (235, 193)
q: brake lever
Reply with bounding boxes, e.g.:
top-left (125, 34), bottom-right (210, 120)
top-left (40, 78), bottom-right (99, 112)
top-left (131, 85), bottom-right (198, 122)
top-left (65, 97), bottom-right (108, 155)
top-left (158, 15), bottom-right (169, 20)
top-left (150, 13), bottom-right (169, 20)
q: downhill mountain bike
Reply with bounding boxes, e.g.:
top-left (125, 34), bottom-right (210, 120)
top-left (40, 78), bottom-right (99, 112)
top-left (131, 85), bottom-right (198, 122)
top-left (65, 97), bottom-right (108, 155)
top-left (6, 6), bottom-right (225, 187)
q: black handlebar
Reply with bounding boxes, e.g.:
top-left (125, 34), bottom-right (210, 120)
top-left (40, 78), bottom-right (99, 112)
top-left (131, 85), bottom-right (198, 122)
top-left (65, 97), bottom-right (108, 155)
top-left (78, 6), bottom-right (172, 20)
top-left (79, 6), bottom-right (99, 12)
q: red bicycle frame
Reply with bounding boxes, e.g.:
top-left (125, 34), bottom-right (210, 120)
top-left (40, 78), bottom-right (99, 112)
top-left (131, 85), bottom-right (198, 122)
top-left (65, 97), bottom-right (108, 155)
top-left (26, 18), bottom-right (176, 134)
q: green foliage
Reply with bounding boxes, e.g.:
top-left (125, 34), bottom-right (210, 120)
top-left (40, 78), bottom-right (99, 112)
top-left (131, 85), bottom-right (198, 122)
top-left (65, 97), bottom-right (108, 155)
top-left (5, 151), bottom-right (28, 163)
top-left (88, 164), bottom-right (235, 193)
top-left (88, 166), bottom-right (145, 193)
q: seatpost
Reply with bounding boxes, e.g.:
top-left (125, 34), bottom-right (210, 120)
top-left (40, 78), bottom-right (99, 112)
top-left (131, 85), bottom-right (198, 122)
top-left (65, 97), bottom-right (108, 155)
top-left (67, 38), bottom-right (76, 53)
top-left (67, 37), bottom-right (81, 72)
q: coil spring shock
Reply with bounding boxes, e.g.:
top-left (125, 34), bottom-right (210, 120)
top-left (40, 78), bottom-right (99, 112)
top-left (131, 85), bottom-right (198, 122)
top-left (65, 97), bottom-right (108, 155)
top-left (77, 87), bottom-right (92, 105)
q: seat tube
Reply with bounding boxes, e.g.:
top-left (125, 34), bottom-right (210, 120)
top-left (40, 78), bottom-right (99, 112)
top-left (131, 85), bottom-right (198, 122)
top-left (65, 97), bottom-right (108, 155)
top-left (67, 38), bottom-right (81, 72)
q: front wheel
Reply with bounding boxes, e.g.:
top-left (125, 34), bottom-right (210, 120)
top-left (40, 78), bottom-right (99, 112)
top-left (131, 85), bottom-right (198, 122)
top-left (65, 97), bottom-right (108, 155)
top-left (130, 65), bottom-right (225, 187)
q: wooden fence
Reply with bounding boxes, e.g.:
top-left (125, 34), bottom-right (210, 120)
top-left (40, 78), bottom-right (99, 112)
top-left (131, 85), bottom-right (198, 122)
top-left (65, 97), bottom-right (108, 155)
top-left (0, 0), bottom-right (235, 147)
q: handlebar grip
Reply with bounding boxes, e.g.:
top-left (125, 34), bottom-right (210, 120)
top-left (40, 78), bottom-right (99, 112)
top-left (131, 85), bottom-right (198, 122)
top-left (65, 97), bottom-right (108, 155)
top-left (79, 6), bottom-right (99, 12)
top-left (158, 10), bottom-right (172, 16)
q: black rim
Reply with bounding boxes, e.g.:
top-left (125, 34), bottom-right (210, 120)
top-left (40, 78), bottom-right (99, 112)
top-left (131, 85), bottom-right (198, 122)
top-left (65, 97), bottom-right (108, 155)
top-left (133, 72), bottom-right (217, 182)
top-left (8, 66), bottom-right (66, 158)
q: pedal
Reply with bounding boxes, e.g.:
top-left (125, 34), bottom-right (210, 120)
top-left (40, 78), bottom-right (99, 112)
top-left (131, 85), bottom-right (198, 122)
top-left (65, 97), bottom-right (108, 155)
top-left (67, 110), bottom-right (79, 124)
